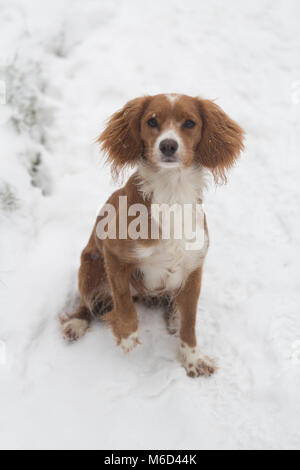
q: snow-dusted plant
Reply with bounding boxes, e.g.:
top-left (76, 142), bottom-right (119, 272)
top-left (2, 52), bottom-right (55, 194)
top-left (0, 181), bottom-right (19, 212)
top-left (4, 54), bottom-right (51, 142)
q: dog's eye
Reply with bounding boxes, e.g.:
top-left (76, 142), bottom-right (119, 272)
top-left (184, 120), bottom-right (196, 129)
top-left (147, 118), bottom-right (158, 128)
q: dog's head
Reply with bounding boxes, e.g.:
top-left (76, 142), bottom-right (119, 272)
top-left (99, 94), bottom-right (245, 182)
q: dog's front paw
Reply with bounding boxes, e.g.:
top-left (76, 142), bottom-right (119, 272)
top-left (119, 331), bottom-right (141, 353)
top-left (104, 310), bottom-right (141, 353)
top-left (62, 318), bottom-right (89, 342)
top-left (180, 343), bottom-right (217, 378)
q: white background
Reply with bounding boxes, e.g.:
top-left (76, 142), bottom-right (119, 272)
top-left (0, 0), bottom-right (299, 450)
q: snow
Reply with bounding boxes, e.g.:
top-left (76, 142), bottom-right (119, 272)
top-left (0, 0), bottom-right (300, 450)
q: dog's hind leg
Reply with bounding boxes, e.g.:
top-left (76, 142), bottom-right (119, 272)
top-left (61, 231), bottom-right (112, 342)
top-left (165, 301), bottom-right (180, 336)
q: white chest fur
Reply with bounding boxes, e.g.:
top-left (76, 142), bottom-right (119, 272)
top-left (135, 165), bottom-right (209, 293)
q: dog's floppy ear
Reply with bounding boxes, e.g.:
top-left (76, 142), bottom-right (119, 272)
top-left (196, 99), bottom-right (245, 183)
top-left (98, 96), bottom-right (151, 178)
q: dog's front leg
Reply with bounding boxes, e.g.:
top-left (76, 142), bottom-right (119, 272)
top-left (104, 248), bottom-right (140, 353)
top-left (177, 268), bottom-right (216, 377)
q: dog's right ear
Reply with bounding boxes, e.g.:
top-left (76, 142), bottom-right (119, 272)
top-left (98, 96), bottom-right (151, 178)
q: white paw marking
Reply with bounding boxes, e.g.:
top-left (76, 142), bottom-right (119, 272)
top-left (62, 319), bottom-right (89, 342)
top-left (180, 343), bottom-right (216, 378)
top-left (120, 331), bottom-right (141, 353)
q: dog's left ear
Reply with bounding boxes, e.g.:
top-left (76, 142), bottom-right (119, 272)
top-left (98, 96), bottom-right (151, 178)
top-left (196, 99), bottom-right (245, 183)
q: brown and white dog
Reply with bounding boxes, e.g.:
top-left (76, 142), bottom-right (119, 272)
top-left (61, 94), bottom-right (245, 378)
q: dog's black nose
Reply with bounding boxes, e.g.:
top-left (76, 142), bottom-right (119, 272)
top-left (159, 139), bottom-right (178, 157)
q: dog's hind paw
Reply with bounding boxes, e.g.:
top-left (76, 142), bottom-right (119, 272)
top-left (62, 318), bottom-right (89, 342)
top-left (167, 307), bottom-right (180, 336)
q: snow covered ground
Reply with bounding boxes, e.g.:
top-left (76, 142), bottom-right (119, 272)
top-left (0, 0), bottom-right (300, 450)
